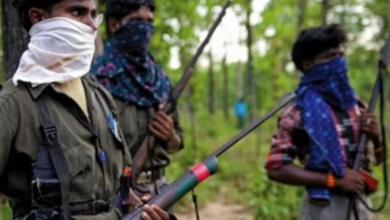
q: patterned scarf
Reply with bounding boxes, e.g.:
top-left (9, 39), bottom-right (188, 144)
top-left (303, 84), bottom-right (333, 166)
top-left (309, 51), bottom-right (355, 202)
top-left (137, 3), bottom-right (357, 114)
top-left (91, 20), bottom-right (170, 107)
top-left (296, 57), bottom-right (357, 201)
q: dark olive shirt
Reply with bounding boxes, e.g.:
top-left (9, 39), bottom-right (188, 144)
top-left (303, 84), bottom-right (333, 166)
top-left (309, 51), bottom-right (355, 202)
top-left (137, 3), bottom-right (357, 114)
top-left (0, 76), bottom-right (130, 220)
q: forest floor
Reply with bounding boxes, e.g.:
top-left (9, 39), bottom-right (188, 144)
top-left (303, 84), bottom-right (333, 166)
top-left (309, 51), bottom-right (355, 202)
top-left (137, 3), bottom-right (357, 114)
top-left (176, 199), bottom-right (387, 220)
top-left (174, 188), bottom-right (388, 220)
top-left (175, 197), bottom-right (252, 220)
top-left (175, 187), bottom-right (253, 220)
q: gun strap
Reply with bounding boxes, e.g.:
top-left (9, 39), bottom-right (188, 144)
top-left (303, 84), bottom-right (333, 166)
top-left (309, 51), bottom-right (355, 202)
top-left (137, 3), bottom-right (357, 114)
top-left (191, 189), bottom-right (200, 220)
top-left (34, 98), bottom-right (71, 220)
top-left (353, 201), bottom-right (360, 220)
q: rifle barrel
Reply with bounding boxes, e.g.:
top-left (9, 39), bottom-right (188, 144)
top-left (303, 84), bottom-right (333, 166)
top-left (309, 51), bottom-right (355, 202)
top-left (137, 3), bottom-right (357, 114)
top-left (170, 0), bottom-right (232, 101)
top-left (353, 73), bottom-right (381, 169)
top-left (186, 0), bottom-right (232, 70)
top-left (122, 93), bottom-right (295, 220)
top-left (214, 93), bottom-right (296, 157)
top-left (352, 29), bottom-right (390, 170)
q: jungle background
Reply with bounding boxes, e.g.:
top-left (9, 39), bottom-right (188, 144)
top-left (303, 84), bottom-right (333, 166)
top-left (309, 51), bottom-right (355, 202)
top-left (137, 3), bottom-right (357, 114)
top-left (1, 0), bottom-right (390, 219)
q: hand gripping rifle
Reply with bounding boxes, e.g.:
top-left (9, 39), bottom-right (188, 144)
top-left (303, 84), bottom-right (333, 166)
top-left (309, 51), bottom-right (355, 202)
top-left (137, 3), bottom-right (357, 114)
top-left (129, 0), bottom-right (232, 189)
top-left (346, 29), bottom-right (390, 219)
top-left (122, 93), bottom-right (297, 219)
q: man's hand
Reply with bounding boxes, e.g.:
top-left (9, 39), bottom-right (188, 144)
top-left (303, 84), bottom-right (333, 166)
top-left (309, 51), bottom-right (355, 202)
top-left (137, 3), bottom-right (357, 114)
top-left (335, 169), bottom-right (364, 193)
top-left (360, 112), bottom-right (380, 140)
top-left (139, 193), bottom-right (170, 220)
top-left (128, 191), bottom-right (171, 220)
top-left (129, 188), bottom-right (143, 206)
top-left (141, 205), bottom-right (170, 220)
top-left (149, 105), bottom-right (176, 142)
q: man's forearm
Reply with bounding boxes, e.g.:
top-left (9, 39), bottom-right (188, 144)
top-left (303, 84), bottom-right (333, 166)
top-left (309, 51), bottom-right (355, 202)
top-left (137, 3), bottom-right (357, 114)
top-left (166, 132), bottom-right (182, 154)
top-left (267, 163), bottom-right (328, 187)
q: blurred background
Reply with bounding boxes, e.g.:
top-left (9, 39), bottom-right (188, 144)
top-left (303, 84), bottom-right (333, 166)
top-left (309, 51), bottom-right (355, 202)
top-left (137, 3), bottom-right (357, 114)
top-left (1, 0), bottom-right (390, 219)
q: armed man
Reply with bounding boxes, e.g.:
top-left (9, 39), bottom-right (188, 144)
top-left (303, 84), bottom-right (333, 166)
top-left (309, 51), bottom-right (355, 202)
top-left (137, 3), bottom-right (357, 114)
top-left (0, 0), bottom-right (174, 219)
top-left (265, 24), bottom-right (383, 220)
top-left (91, 0), bottom-right (184, 200)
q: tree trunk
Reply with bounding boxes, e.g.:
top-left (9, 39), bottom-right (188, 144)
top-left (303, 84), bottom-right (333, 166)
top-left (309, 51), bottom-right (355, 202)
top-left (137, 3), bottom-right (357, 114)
top-left (273, 53), bottom-right (282, 100)
top-left (236, 62), bottom-right (243, 100)
top-left (189, 84), bottom-right (197, 158)
top-left (222, 54), bottom-right (229, 119)
top-left (322, 0), bottom-right (331, 26)
top-left (179, 48), bottom-right (193, 119)
top-left (2, 0), bottom-right (29, 80)
top-left (208, 49), bottom-right (215, 115)
top-left (297, 0), bottom-right (308, 35)
top-left (245, 3), bottom-right (256, 122)
top-left (340, 0), bottom-right (347, 27)
top-left (179, 47), bottom-right (197, 155)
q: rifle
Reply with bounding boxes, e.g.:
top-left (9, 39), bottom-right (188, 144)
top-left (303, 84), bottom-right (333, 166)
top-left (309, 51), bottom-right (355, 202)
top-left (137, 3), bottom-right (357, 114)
top-left (122, 93), bottom-right (296, 219)
top-left (346, 28), bottom-right (390, 219)
top-left (130, 0), bottom-right (232, 186)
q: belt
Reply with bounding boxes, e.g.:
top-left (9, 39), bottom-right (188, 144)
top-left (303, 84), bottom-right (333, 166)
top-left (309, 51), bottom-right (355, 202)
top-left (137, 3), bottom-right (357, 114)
top-left (70, 199), bottom-right (113, 215)
top-left (136, 169), bottom-right (164, 184)
top-left (309, 189), bottom-right (369, 207)
top-left (13, 197), bottom-right (117, 218)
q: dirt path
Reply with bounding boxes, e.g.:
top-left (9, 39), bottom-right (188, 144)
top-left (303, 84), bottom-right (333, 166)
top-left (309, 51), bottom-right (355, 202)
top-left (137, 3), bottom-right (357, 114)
top-left (175, 198), bottom-right (253, 220)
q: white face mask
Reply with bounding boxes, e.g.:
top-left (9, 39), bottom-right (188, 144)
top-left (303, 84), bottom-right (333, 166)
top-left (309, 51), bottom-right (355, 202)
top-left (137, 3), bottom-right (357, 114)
top-left (12, 15), bottom-right (103, 86)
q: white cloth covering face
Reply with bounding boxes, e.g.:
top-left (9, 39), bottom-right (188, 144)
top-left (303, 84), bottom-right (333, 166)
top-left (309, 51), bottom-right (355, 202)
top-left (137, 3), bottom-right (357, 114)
top-left (13, 15), bottom-right (103, 86)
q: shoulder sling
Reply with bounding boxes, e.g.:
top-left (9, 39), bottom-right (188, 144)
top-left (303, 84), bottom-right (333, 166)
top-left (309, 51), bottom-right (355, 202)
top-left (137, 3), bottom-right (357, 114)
top-left (34, 97), bottom-right (71, 220)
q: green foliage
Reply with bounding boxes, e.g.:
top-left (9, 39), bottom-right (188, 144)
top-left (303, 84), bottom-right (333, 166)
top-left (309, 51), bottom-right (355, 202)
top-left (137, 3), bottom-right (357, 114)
top-left (0, 203), bottom-right (12, 220)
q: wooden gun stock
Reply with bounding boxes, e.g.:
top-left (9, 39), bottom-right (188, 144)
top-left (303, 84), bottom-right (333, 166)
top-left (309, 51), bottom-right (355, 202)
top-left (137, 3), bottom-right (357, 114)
top-left (131, 135), bottom-right (156, 182)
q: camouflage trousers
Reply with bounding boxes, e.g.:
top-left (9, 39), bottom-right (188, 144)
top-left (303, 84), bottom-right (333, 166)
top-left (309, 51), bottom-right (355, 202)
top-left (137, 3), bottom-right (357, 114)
top-left (300, 193), bottom-right (371, 220)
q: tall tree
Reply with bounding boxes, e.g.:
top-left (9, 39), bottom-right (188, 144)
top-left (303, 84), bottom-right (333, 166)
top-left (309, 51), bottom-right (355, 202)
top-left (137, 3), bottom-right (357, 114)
top-left (236, 62), bottom-right (244, 99)
top-left (244, 0), bottom-right (255, 122)
top-left (322, 0), bottom-right (331, 26)
top-left (208, 49), bottom-right (216, 114)
top-left (340, 0), bottom-right (347, 26)
top-left (222, 54), bottom-right (229, 119)
top-left (297, 0), bottom-right (308, 35)
top-left (235, 22), bottom-right (244, 101)
top-left (2, 1), bottom-right (29, 80)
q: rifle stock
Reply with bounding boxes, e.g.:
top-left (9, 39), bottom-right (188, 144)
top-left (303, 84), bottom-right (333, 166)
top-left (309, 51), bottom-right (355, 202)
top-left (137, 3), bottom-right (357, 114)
top-left (122, 93), bottom-right (296, 220)
top-left (131, 0), bottom-right (232, 183)
top-left (131, 136), bottom-right (154, 181)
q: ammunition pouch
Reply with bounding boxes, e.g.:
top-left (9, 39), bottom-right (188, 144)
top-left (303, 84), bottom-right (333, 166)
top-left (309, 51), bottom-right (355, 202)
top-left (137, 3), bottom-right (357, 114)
top-left (31, 145), bottom-right (62, 207)
top-left (31, 179), bottom-right (61, 207)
